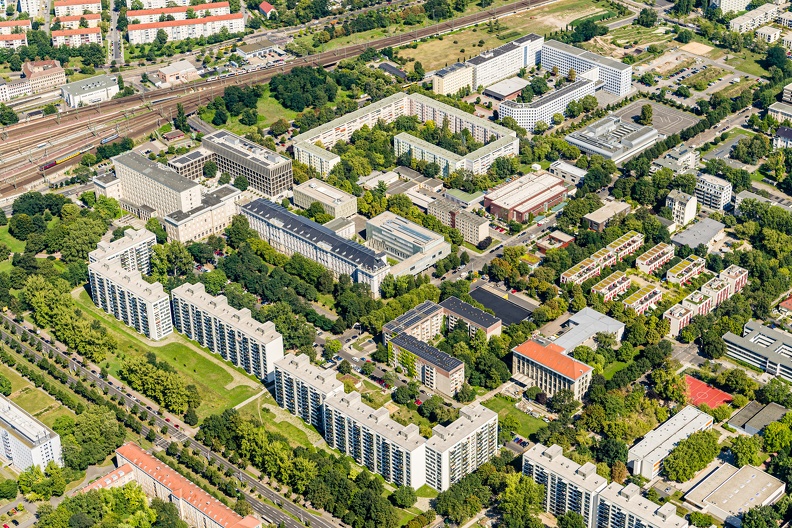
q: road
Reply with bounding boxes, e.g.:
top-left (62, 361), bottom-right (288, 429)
top-left (0, 313), bottom-right (341, 528)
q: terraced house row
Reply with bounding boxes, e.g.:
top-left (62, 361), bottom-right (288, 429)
top-left (560, 231), bottom-right (644, 285)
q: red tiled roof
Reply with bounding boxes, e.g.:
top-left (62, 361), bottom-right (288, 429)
top-left (127, 12), bottom-right (242, 30)
top-left (55, 13), bottom-right (102, 20)
top-left (81, 463), bottom-right (135, 493)
top-left (781, 297), bottom-right (792, 312)
top-left (0, 34), bottom-right (26, 41)
top-left (116, 443), bottom-right (261, 528)
top-left (53, 0), bottom-right (101, 6)
top-left (259, 1), bottom-right (275, 12)
top-left (0, 20), bottom-right (31, 27)
top-left (127, 1), bottom-right (228, 16)
top-left (51, 27), bottom-right (101, 36)
top-left (22, 60), bottom-right (64, 79)
top-left (512, 340), bottom-right (592, 380)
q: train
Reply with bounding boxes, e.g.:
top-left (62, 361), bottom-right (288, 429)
top-left (100, 133), bottom-right (119, 145)
top-left (39, 145), bottom-right (94, 171)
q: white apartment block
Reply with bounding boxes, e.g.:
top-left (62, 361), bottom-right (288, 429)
top-left (710, 0), bottom-right (749, 14)
top-left (664, 304), bottom-right (694, 337)
top-left (432, 63), bottom-right (474, 95)
top-left (591, 271), bottom-right (631, 302)
top-left (523, 444), bottom-right (607, 528)
top-left (0, 395), bottom-right (62, 471)
top-left (293, 179), bottom-right (357, 218)
top-left (89, 228), bottom-right (156, 274)
top-left (273, 353), bottom-right (344, 432)
top-left (324, 392), bottom-right (427, 489)
top-left (466, 34), bottom-right (543, 89)
top-left (126, 1), bottom-right (229, 23)
top-left (541, 40), bottom-right (632, 96)
top-left (769, 101), bottom-right (792, 123)
top-left (88, 260), bottom-right (173, 340)
top-left (425, 404), bottom-right (498, 492)
top-left (780, 11), bottom-right (792, 29)
top-left (623, 285), bottom-right (662, 316)
top-left (163, 185), bottom-right (241, 243)
top-left (757, 26), bottom-right (781, 43)
top-left (126, 0), bottom-right (188, 7)
top-left (667, 255), bottom-right (705, 285)
top-left (695, 173), bottom-right (732, 210)
top-left (627, 405), bottom-right (713, 480)
top-left (783, 82), bottom-right (792, 103)
top-left (729, 3), bottom-right (778, 32)
top-left (0, 19), bottom-right (31, 33)
top-left (17, 0), bottom-right (39, 15)
top-left (55, 13), bottom-right (102, 28)
top-left (665, 190), bottom-right (697, 226)
top-left (51, 27), bottom-right (102, 47)
top-left (0, 34), bottom-right (27, 49)
top-left (784, 33), bottom-right (792, 50)
top-left (171, 283), bottom-right (284, 382)
top-left (512, 339), bottom-right (593, 401)
top-left (499, 78), bottom-right (596, 132)
top-left (597, 483), bottom-right (689, 528)
top-left (53, 0), bottom-right (100, 16)
top-left (382, 300), bottom-right (444, 344)
top-left (636, 243), bottom-right (674, 274)
top-left (127, 14), bottom-right (244, 45)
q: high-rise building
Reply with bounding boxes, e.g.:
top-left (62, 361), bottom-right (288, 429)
top-left (596, 483), bottom-right (688, 528)
top-left (695, 173), bottom-right (732, 210)
top-left (498, 78), bottom-right (596, 132)
top-left (390, 334), bottom-right (465, 397)
top-left (0, 395), bottom-right (62, 471)
top-left (273, 353), bottom-right (344, 432)
top-left (88, 228), bottom-right (156, 274)
top-left (466, 34), bottom-right (543, 89)
top-left (665, 190), bottom-right (697, 226)
top-left (723, 320), bottom-right (792, 382)
top-left (440, 296), bottom-right (502, 339)
top-left (540, 40), bottom-right (633, 96)
top-left (432, 63), bottom-right (474, 95)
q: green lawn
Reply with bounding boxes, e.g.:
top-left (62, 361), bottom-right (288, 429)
top-left (73, 289), bottom-right (261, 419)
top-left (0, 362), bottom-right (28, 393)
top-left (237, 392), bottom-right (327, 450)
top-left (317, 293), bottom-right (336, 312)
top-left (0, 225), bottom-right (26, 253)
top-left (415, 484), bottom-right (439, 499)
top-left (603, 361), bottom-right (627, 380)
top-left (12, 387), bottom-right (54, 414)
top-left (724, 50), bottom-right (769, 78)
top-left (0, 362), bottom-right (78, 428)
top-left (360, 379), bottom-right (391, 409)
top-left (482, 395), bottom-right (546, 439)
top-left (463, 238), bottom-right (499, 254)
top-left (201, 86), bottom-right (300, 136)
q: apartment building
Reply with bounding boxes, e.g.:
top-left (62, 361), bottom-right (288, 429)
top-left (729, 3), bottom-right (778, 32)
top-left (440, 296), bottom-right (502, 339)
top-left (549, 160), bottom-right (587, 186)
top-left (61, 73), bottom-right (119, 107)
top-left (498, 78), bottom-right (596, 132)
top-left (667, 255), bottom-right (706, 285)
top-left (666, 190), bottom-right (697, 226)
top-left (695, 173), bottom-right (732, 210)
top-left (523, 444), bottom-right (607, 528)
top-left (757, 26), bottom-right (781, 43)
top-left (126, 1), bottom-right (229, 23)
top-left (54, 13), bottom-right (102, 28)
top-left (561, 247), bottom-right (615, 285)
top-left (627, 405), bottom-right (713, 479)
top-left (591, 271), bottom-right (631, 302)
top-left (636, 243), bottom-right (674, 274)
top-left (241, 199), bottom-right (391, 296)
top-left (652, 145), bottom-right (700, 174)
top-left (664, 304), bottom-right (694, 337)
top-left (293, 179), bottom-right (357, 218)
top-left (541, 40), bottom-right (632, 96)
top-left (127, 14), bottom-right (244, 45)
top-left (432, 62), bottom-right (474, 95)
top-left (683, 290), bottom-right (714, 317)
top-left (0, 395), bottom-right (62, 471)
top-left (584, 201), bottom-right (631, 232)
top-left (17, 0), bottom-right (39, 15)
top-left (425, 404), bottom-right (498, 492)
top-left (427, 199), bottom-right (489, 245)
top-left (597, 483), bottom-right (688, 528)
top-left (512, 339), bottom-right (593, 401)
top-left (721, 264), bottom-right (749, 295)
top-left (0, 19), bottom-right (31, 33)
top-left (88, 260), bottom-right (173, 340)
top-left (566, 116), bottom-right (659, 164)
top-left (723, 320), bottom-right (792, 383)
top-left (382, 300), bottom-right (444, 344)
top-left (112, 443), bottom-right (262, 528)
top-left (126, 0), bottom-right (188, 8)
top-left (53, 0), bottom-right (101, 16)
top-left (537, 231), bottom-right (575, 254)
top-left (769, 101), bottom-right (792, 123)
top-left (0, 34), bottom-right (27, 49)
top-left (606, 230), bottom-right (644, 260)
top-left (701, 276), bottom-right (731, 307)
top-left (273, 353), bottom-right (344, 432)
top-left (171, 283), bottom-right (284, 382)
top-left (324, 392), bottom-right (427, 489)
top-left (366, 212), bottom-right (451, 276)
top-left (51, 27), bottom-right (102, 47)
top-left (710, 0), bottom-right (749, 14)
top-left (390, 334), bottom-right (464, 397)
top-left (484, 171), bottom-right (569, 222)
top-left (88, 228), bottom-right (156, 274)
top-left (393, 131), bottom-right (517, 177)
top-left (162, 185), bottom-right (241, 243)
top-left (467, 34), bottom-right (543, 89)
top-left (623, 285), bottom-right (662, 315)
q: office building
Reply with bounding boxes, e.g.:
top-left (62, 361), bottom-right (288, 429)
top-left (723, 321), bottom-right (792, 382)
top-left (484, 172), bottom-right (569, 222)
top-left (88, 228), bottom-right (156, 274)
top-left (88, 260), bottom-right (173, 340)
top-left (667, 255), bottom-right (705, 285)
top-left (274, 353), bottom-right (344, 432)
top-left (366, 212), bottom-right (451, 276)
top-left (155, 60), bottom-right (200, 85)
top-left (241, 199), bottom-right (390, 296)
top-left (440, 296), bottom-right (502, 339)
top-left (512, 339), bottom-right (593, 401)
top-left (553, 307), bottom-right (625, 351)
top-left (549, 160), bottom-right (587, 185)
top-left (566, 116), bottom-right (659, 164)
top-left (427, 199), bottom-right (489, 245)
top-left (425, 404), bottom-right (498, 492)
top-left (126, 1), bottom-right (229, 23)
top-left (664, 304), bottom-right (694, 337)
top-left (695, 173), bottom-right (732, 210)
top-left (627, 405), bottom-right (713, 480)
top-left (523, 444), bottom-right (607, 528)
top-left (769, 101), bottom-right (792, 123)
top-left (537, 231), bottom-right (575, 254)
top-left (51, 27), bottom-right (102, 47)
top-left (390, 334), bottom-right (465, 397)
top-left (467, 34), bottom-right (543, 89)
top-left (127, 14), bottom-right (244, 45)
top-left (683, 290), bottom-right (714, 317)
top-left (498, 78), bottom-right (596, 132)
top-left (666, 190), bottom-right (697, 226)
top-left (382, 300), bottom-right (444, 344)
top-left (324, 392), bottom-right (427, 489)
top-left (53, 0), bottom-right (100, 16)
top-left (60, 73), bottom-right (119, 107)
top-left (110, 443), bottom-right (261, 528)
top-left (323, 217), bottom-right (356, 239)
top-left (583, 201), bottom-right (631, 232)
top-left (293, 179), bottom-right (357, 218)
top-left (623, 285), bottom-right (662, 316)
top-left (711, 0), bottom-right (749, 14)
top-left (432, 62), bottom-right (474, 95)
top-left (636, 243), bottom-right (674, 274)
top-left (597, 483), bottom-right (688, 528)
top-left (729, 3), bottom-right (778, 32)
top-left (541, 40), bottom-right (632, 96)
top-left (757, 26), bottom-right (781, 43)
top-left (54, 13), bottom-right (101, 28)
top-left (163, 185), bottom-right (241, 243)
top-left (19, 60), bottom-right (65, 94)
top-left (171, 283), bottom-right (284, 382)
top-left (0, 395), bottom-right (62, 471)
top-left (592, 271), bottom-right (631, 302)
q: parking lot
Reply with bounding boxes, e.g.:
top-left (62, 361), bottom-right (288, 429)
top-left (611, 99), bottom-right (699, 136)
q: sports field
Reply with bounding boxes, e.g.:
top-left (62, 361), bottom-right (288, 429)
top-left (686, 375), bottom-right (732, 408)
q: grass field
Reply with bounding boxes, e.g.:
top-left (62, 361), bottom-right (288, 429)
top-left (716, 78), bottom-right (753, 99)
top-left (583, 24), bottom-right (674, 63)
top-left (200, 85), bottom-right (300, 136)
top-left (0, 362), bottom-right (76, 429)
top-left (482, 395), bottom-right (546, 439)
top-left (73, 289), bottom-right (261, 419)
top-left (0, 225), bottom-right (25, 253)
top-left (682, 67), bottom-right (727, 91)
top-left (603, 361), bottom-right (627, 380)
top-left (236, 392), bottom-right (326, 449)
top-left (725, 50), bottom-right (769, 77)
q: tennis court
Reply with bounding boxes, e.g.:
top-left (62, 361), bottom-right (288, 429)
top-left (686, 375), bottom-right (732, 407)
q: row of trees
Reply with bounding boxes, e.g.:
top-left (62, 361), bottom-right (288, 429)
top-left (120, 353), bottom-right (200, 414)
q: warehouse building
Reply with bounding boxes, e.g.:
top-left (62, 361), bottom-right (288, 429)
top-left (61, 73), bottom-right (118, 107)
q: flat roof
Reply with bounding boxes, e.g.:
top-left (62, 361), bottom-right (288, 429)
top-left (668, 255), bottom-right (704, 277)
top-left (367, 211), bottom-right (445, 248)
top-left (543, 39), bottom-right (631, 71)
top-left (237, 40), bottom-right (276, 54)
top-left (390, 333), bottom-right (464, 373)
top-left (636, 242), bottom-right (673, 264)
top-left (440, 295), bottom-right (501, 329)
top-left (426, 403), bottom-right (497, 453)
top-left (486, 172), bottom-right (565, 210)
top-left (685, 463), bottom-right (785, 520)
top-left (524, 443), bottom-right (607, 493)
top-left (295, 178), bottom-right (356, 206)
top-left (434, 62), bottom-right (471, 78)
top-left (483, 76), bottom-right (530, 98)
top-left (628, 405), bottom-right (712, 461)
top-left (469, 286), bottom-right (533, 325)
top-left (512, 339), bottom-right (592, 380)
top-left (89, 228), bottom-right (155, 262)
top-left (445, 188), bottom-right (484, 202)
top-left (274, 353), bottom-right (343, 394)
top-left (671, 218), bottom-right (725, 247)
top-left (583, 201), bottom-right (631, 224)
top-left (623, 284), bottom-right (661, 307)
top-left (724, 321), bottom-right (792, 376)
top-left (383, 300), bottom-right (444, 335)
top-left (158, 60), bottom-right (198, 76)
top-left (203, 129), bottom-right (290, 168)
top-left (550, 160), bottom-right (587, 177)
top-left (599, 483), bottom-right (687, 528)
top-left (729, 400), bottom-right (786, 430)
top-left (592, 270), bottom-right (629, 292)
top-left (0, 394), bottom-right (58, 448)
top-left (467, 33), bottom-right (542, 66)
top-left (88, 260), bottom-right (169, 302)
top-left (61, 73), bottom-right (119, 97)
top-left (500, 79), bottom-right (594, 110)
top-left (113, 151), bottom-right (199, 193)
top-left (553, 307), bottom-right (624, 352)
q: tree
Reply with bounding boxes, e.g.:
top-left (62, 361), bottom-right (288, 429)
top-left (650, 361), bottom-right (687, 403)
top-left (763, 422), bottom-right (792, 453)
top-left (233, 175), bottom-right (249, 191)
top-left (700, 331), bottom-right (726, 359)
top-left (534, 121), bottom-right (548, 134)
top-left (391, 486), bottom-right (417, 508)
top-left (270, 118), bottom-right (290, 136)
top-left (597, 438), bottom-right (628, 465)
top-left (730, 435), bottom-right (764, 467)
top-left (225, 215), bottom-right (257, 248)
top-left (742, 505), bottom-right (779, 528)
top-left (638, 104), bottom-right (653, 126)
top-left (184, 407), bottom-right (199, 426)
top-left (338, 360), bottom-right (352, 375)
top-left (413, 61), bottom-right (425, 78)
top-left (636, 8), bottom-right (657, 27)
top-left (0, 478), bottom-right (17, 500)
top-left (547, 389), bottom-right (580, 418)
top-left (689, 513), bottom-right (714, 528)
top-left (146, 217), bottom-right (167, 244)
top-left (0, 373), bottom-right (11, 396)
top-left (766, 46), bottom-right (789, 70)
top-left (552, 113), bottom-right (564, 125)
top-left (239, 108), bottom-right (258, 126)
top-left (155, 28), bottom-right (168, 45)
top-left (663, 430), bottom-right (720, 482)
top-left (611, 460), bottom-right (628, 484)
top-left (234, 500), bottom-right (253, 516)
top-left (361, 362), bottom-right (375, 376)
top-left (558, 511), bottom-right (586, 528)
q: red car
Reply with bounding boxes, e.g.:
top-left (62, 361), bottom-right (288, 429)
top-left (415, 400), bottom-right (422, 406)
top-left (165, 418), bottom-right (170, 422)
top-left (5, 523), bottom-right (11, 528)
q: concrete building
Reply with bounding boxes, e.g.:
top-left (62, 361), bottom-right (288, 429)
top-left (652, 145), bottom-right (700, 175)
top-left (61, 74), bottom-right (119, 107)
top-left (432, 62), bottom-right (474, 95)
top-left (723, 321), bottom-right (792, 382)
top-left (171, 283), bottom-right (284, 382)
top-left (484, 172), bottom-right (569, 222)
top-left (728, 401), bottom-right (787, 435)
top-left (783, 13), bottom-right (792, 29)
top-left (390, 334), bottom-right (465, 397)
top-left (636, 243), bottom-right (674, 274)
top-left (671, 218), bottom-right (726, 251)
top-left (127, 1), bottom-right (229, 23)
top-left (720, 264), bottom-right (749, 295)
top-left (51, 27), bottom-right (102, 47)
top-left (324, 392), bottom-right (426, 489)
top-left (53, 0), bottom-right (101, 16)
top-left (162, 185), bottom-right (241, 243)
top-left (0, 19), bottom-right (31, 33)
top-left (273, 353), bottom-right (344, 433)
top-left (523, 444), bottom-right (607, 528)
top-left (323, 217), bottom-right (356, 239)
top-left (382, 300), bottom-right (444, 344)
top-left (695, 174), bottom-right (732, 210)
top-left (466, 34), bottom-right (543, 89)
top-left (88, 260), bottom-right (173, 340)
top-left (553, 307), bottom-right (625, 351)
top-left (88, 228), bottom-right (156, 274)
top-left (440, 295), bottom-right (502, 339)
top-left (366, 212), bottom-right (451, 277)
top-left (393, 131), bottom-right (517, 177)
top-left (483, 77), bottom-right (530, 101)
top-left (512, 339), bottom-right (593, 401)
top-left (155, 60), bottom-right (200, 85)
top-left (425, 404), bottom-right (498, 492)
top-left (427, 199), bottom-right (489, 245)
top-left (540, 40), bottom-right (633, 96)
top-left (20, 60), bottom-right (65, 94)
top-left (565, 116), bottom-right (659, 164)
top-left (560, 247), bottom-right (616, 285)
top-left (627, 405), bottom-right (713, 480)
top-left (0, 33), bottom-right (27, 49)
top-left (498, 78), bottom-right (596, 132)
top-left (710, 0), bottom-right (749, 14)
top-left (112, 443), bottom-right (261, 528)
top-left (597, 483), bottom-right (688, 528)
top-left (683, 290), bottom-right (714, 317)
top-left (537, 231), bottom-right (575, 254)
top-left (241, 199), bottom-right (391, 297)
top-left (293, 179), bottom-right (357, 218)
top-left (664, 304), bottom-right (694, 337)
top-left (757, 26), bottom-right (781, 43)
top-left (592, 271), bottom-right (631, 302)
top-left (583, 201), bottom-right (631, 232)
top-left (607, 230), bottom-right (644, 261)
top-left (17, 0), bottom-right (39, 15)
top-left (549, 160), bottom-right (587, 186)
top-left (667, 255), bottom-right (706, 285)
top-left (769, 101), bottom-right (792, 123)
top-left (701, 276), bottom-right (731, 307)
top-left (127, 14), bottom-right (244, 45)
top-left (0, 395), bottom-right (62, 471)
top-left (54, 13), bottom-right (101, 28)
top-left (623, 285), bottom-right (662, 315)
top-left (666, 190), bottom-right (697, 226)
top-left (125, 0), bottom-right (189, 7)
top-left (783, 82), bottom-right (792, 103)
top-left (729, 3), bottom-right (778, 32)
